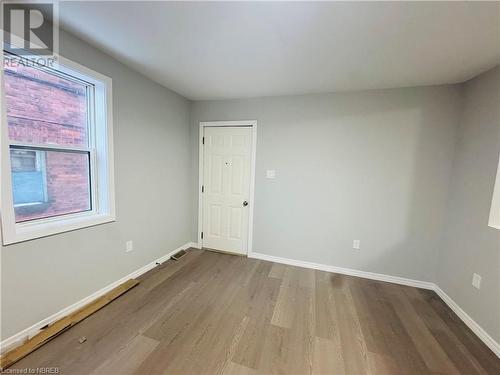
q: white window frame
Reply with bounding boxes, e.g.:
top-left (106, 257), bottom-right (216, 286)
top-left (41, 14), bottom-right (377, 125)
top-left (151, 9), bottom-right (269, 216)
top-left (488, 153), bottom-right (500, 230)
top-left (0, 51), bottom-right (115, 245)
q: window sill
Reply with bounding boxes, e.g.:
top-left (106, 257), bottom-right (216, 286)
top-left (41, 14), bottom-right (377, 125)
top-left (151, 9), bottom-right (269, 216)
top-left (2, 213), bottom-right (116, 245)
top-left (14, 202), bottom-right (51, 217)
top-left (14, 202), bottom-right (46, 207)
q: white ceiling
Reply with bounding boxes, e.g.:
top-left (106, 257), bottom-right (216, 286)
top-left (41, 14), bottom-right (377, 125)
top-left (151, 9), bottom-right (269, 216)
top-left (60, 1), bottom-right (500, 101)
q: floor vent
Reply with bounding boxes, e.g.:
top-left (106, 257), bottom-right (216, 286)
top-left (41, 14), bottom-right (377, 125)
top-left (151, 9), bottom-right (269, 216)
top-left (171, 249), bottom-right (187, 261)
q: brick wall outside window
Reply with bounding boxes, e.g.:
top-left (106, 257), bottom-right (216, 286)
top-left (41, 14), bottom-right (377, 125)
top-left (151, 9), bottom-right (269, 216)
top-left (5, 63), bottom-right (91, 222)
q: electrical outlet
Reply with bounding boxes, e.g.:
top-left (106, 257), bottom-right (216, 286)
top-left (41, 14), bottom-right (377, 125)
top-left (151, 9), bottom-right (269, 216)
top-left (472, 273), bottom-right (481, 289)
top-left (126, 240), bottom-right (134, 252)
top-left (353, 240), bottom-right (360, 250)
top-left (266, 170), bottom-right (276, 179)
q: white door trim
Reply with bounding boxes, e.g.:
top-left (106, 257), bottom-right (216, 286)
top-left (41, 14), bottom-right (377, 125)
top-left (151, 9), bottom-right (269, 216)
top-left (198, 121), bottom-right (257, 256)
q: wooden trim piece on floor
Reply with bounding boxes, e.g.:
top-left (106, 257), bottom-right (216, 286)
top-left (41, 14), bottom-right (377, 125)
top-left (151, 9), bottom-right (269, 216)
top-left (0, 279), bottom-right (140, 370)
top-left (0, 243), bottom-right (195, 355)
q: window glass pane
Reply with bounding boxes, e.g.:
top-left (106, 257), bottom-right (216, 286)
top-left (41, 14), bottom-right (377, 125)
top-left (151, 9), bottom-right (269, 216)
top-left (4, 62), bottom-right (89, 147)
top-left (11, 149), bottom-right (91, 223)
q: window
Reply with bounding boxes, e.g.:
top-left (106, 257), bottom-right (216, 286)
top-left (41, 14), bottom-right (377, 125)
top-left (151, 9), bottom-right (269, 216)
top-left (11, 149), bottom-right (48, 208)
top-left (489, 154), bottom-right (500, 230)
top-left (1, 52), bottom-right (115, 244)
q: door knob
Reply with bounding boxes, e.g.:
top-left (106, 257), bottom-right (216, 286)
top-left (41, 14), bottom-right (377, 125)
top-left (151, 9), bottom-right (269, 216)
top-left (243, 201), bottom-right (249, 207)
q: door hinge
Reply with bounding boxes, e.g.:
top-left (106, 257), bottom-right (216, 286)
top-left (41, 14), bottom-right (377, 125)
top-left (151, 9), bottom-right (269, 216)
top-left (202, 137), bottom-right (205, 145)
top-left (201, 232), bottom-right (204, 239)
top-left (201, 185), bottom-right (204, 193)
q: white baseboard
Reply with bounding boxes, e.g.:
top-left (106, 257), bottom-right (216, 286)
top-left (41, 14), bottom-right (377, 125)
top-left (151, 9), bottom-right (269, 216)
top-left (249, 251), bottom-right (435, 289)
top-left (434, 286), bottom-right (500, 358)
top-left (249, 251), bottom-right (500, 358)
top-left (189, 241), bottom-right (202, 249)
top-left (0, 242), bottom-right (194, 354)
top-left (2, 245), bottom-right (498, 360)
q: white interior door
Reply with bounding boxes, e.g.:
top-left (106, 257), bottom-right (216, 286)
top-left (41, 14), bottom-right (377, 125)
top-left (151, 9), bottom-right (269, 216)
top-left (202, 127), bottom-right (252, 254)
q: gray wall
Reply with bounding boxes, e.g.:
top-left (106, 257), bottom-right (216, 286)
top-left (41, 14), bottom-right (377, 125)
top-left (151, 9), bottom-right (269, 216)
top-left (437, 66), bottom-right (500, 343)
top-left (190, 86), bottom-right (461, 282)
top-left (2, 25), bottom-right (497, 349)
top-left (0, 31), bottom-right (193, 340)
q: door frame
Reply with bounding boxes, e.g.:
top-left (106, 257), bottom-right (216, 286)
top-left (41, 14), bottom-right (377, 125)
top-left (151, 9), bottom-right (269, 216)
top-left (197, 120), bottom-right (257, 256)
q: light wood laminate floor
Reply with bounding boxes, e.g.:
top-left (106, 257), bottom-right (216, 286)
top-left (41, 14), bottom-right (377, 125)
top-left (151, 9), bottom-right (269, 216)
top-left (11, 249), bottom-right (500, 374)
